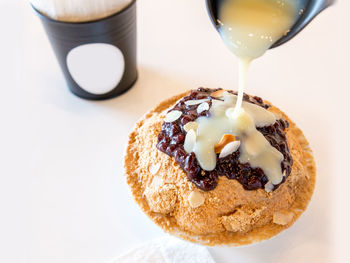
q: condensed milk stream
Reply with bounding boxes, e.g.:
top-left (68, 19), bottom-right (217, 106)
top-left (218, 0), bottom-right (299, 115)
top-left (184, 0), bottom-right (301, 190)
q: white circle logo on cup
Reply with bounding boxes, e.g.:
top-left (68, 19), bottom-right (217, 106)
top-left (66, 43), bottom-right (125, 95)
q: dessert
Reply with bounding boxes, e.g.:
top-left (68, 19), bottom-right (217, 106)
top-left (125, 0), bottom-right (316, 247)
top-left (124, 88), bottom-right (315, 246)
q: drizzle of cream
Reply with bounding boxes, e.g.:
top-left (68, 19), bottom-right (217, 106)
top-left (193, 92), bottom-right (284, 185)
top-left (218, 0), bottom-right (300, 118)
top-left (193, 0), bottom-right (300, 187)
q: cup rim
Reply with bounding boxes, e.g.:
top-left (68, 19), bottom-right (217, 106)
top-left (31, 0), bottom-right (136, 25)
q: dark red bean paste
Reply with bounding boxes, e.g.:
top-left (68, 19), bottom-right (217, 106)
top-left (156, 88), bottom-right (293, 191)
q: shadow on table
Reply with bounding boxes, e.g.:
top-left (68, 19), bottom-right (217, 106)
top-left (37, 65), bottom-right (190, 121)
top-left (96, 66), bottom-right (191, 119)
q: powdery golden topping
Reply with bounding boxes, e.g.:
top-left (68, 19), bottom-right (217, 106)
top-left (144, 178), bottom-right (177, 214)
top-left (124, 91), bottom-right (316, 246)
top-left (220, 206), bottom-right (266, 233)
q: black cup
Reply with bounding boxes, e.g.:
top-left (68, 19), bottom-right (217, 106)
top-left (32, 0), bottom-right (137, 100)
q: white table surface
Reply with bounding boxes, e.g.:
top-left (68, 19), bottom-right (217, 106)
top-left (0, 0), bottom-right (349, 262)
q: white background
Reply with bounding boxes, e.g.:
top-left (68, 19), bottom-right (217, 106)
top-left (0, 0), bottom-right (349, 262)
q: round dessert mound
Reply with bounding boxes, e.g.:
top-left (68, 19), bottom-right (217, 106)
top-left (155, 88), bottom-right (293, 192)
top-left (124, 89), bottom-right (316, 246)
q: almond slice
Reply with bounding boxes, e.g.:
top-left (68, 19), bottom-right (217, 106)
top-left (197, 102), bottom-right (209, 114)
top-left (185, 99), bottom-right (210, 106)
top-left (264, 181), bottom-right (274, 192)
top-left (273, 211), bottom-right (294, 225)
top-left (183, 121), bottom-right (198, 132)
top-left (188, 191), bottom-right (205, 208)
top-left (214, 134), bottom-right (236, 154)
top-left (149, 163), bottom-right (161, 175)
top-left (184, 129), bottom-right (196, 153)
top-left (210, 89), bottom-right (225, 98)
top-left (219, 141), bottom-right (241, 158)
top-left (164, 110), bottom-right (182, 123)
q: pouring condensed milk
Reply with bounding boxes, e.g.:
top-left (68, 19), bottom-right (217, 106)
top-left (126, 0), bottom-right (329, 246)
top-left (182, 0), bottom-right (302, 191)
top-left (218, 0), bottom-right (300, 115)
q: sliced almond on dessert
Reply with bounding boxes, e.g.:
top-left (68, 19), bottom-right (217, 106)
top-left (185, 98), bottom-right (210, 106)
top-left (184, 129), bottom-right (196, 153)
top-left (149, 163), bottom-right (161, 175)
top-left (197, 102), bottom-right (210, 114)
top-left (210, 89), bottom-right (225, 98)
top-left (183, 121), bottom-right (198, 132)
top-left (264, 181), bottom-right (274, 192)
top-left (219, 141), bottom-right (241, 158)
top-left (273, 210), bottom-right (294, 226)
top-left (214, 134), bottom-right (236, 154)
top-left (188, 191), bottom-right (205, 208)
top-left (164, 110), bottom-right (182, 123)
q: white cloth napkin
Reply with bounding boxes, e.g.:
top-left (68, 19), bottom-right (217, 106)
top-left (111, 236), bottom-right (216, 263)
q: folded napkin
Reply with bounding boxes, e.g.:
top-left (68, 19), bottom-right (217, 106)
top-left (111, 236), bottom-right (216, 263)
